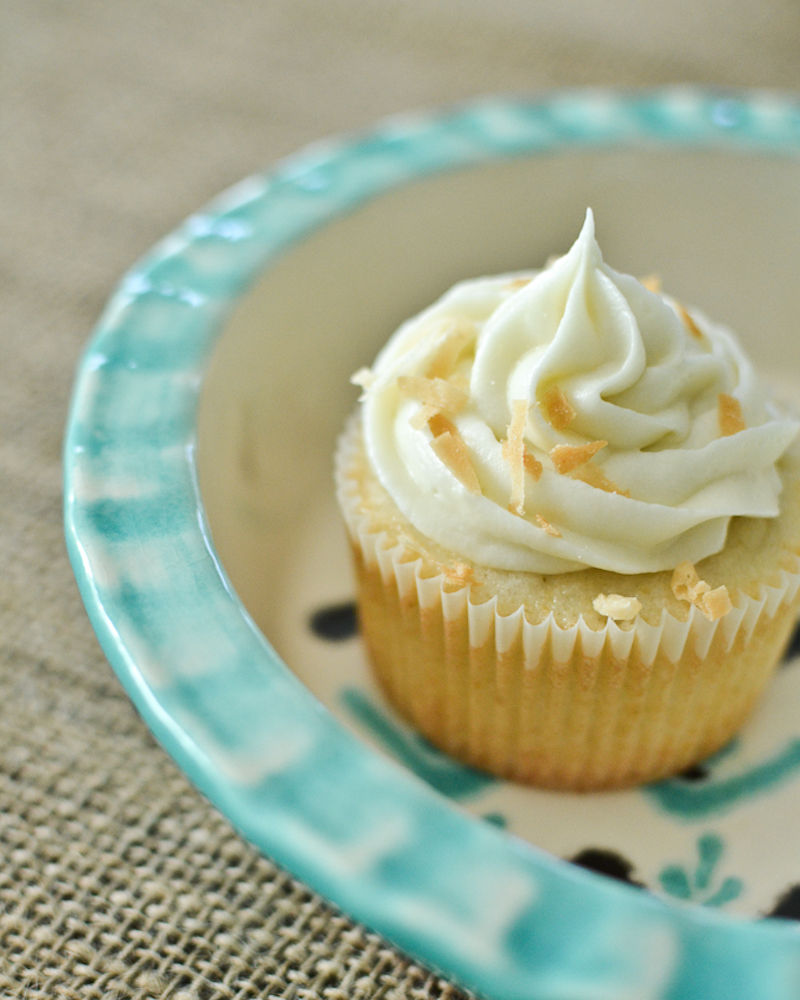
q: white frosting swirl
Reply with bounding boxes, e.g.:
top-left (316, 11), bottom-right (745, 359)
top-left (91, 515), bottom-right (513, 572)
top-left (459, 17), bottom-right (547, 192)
top-left (361, 210), bottom-right (799, 574)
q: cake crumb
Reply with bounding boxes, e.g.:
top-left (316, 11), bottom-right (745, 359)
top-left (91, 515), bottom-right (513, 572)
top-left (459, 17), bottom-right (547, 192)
top-left (350, 367), bottom-right (374, 399)
top-left (571, 461), bottom-right (630, 496)
top-left (593, 594), bottom-right (642, 621)
top-left (541, 386), bottom-right (576, 430)
top-left (676, 303), bottom-right (703, 339)
top-left (398, 375), bottom-right (468, 415)
top-left (698, 585), bottom-right (732, 622)
top-left (431, 430), bottom-right (482, 494)
top-left (501, 400), bottom-right (528, 515)
top-left (550, 440), bottom-right (607, 474)
top-left (672, 562), bottom-right (731, 619)
top-left (718, 393), bottom-right (746, 436)
top-left (350, 366), bottom-right (373, 387)
top-left (640, 274), bottom-right (662, 293)
top-left (671, 561), bottom-right (710, 603)
top-left (445, 561), bottom-right (474, 584)
top-left (536, 514), bottom-right (561, 537)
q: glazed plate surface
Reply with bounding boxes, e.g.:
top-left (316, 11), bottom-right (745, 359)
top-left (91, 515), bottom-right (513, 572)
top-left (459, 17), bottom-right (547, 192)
top-left (67, 90), bottom-right (800, 1000)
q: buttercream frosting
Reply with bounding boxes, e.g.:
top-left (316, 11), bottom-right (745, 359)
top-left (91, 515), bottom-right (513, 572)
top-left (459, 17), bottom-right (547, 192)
top-left (359, 210), bottom-right (799, 574)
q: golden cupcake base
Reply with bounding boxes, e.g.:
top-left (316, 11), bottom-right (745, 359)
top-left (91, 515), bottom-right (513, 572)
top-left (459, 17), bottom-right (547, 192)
top-left (337, 416), bottom-right (800, 791)
top-left (353, 543), bottom-right (800, 790)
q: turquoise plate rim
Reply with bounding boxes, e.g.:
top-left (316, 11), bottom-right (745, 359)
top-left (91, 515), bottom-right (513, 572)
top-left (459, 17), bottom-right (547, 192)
top-left (64, 87), bottom-right (800, 1000)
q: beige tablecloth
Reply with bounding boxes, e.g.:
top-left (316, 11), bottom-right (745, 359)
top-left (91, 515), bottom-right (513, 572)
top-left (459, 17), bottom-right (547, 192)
top-left (3, 3), bottom-right (800, 996)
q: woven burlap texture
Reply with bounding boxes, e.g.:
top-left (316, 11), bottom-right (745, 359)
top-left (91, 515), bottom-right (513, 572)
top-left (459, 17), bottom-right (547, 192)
top-left (0, 649), bottom-right (467, 1000)
top-left (4, 1), bottom-right (800, 997)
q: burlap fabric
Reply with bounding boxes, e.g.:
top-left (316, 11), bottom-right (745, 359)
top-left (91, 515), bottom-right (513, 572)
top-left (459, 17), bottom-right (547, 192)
top-left (3, 3), bottom-right (800, 997)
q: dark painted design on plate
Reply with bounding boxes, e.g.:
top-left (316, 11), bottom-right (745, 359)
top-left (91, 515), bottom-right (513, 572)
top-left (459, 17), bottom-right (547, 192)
top-left (677, 763), bottom-right (709, 782)
top-left (309, 601), bottom-right (358, 641)
top-left (569, 848), bottom-right (644, 888)
top-left (767, 884), bottom-right (800, 920)
top-left (782, 621), bottom-right (800, 664)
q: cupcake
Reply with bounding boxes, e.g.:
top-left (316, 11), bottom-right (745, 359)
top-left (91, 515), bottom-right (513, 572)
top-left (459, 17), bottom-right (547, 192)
top-left (335, 210), bottom-right (800, 791)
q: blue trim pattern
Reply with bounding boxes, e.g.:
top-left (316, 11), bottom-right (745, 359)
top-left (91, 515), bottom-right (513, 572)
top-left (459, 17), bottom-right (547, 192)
top-left (659, 834), bottom-right (744, 908)
top-left (65, 89), bottom-right (800, 1000)
top-left (648, 738), bottom-right (800, 820)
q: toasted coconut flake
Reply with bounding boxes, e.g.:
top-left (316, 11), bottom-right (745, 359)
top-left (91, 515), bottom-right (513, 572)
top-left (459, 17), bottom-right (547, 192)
top-left (398, 375), bottom-right (468, 415)
top-left (428, 413), bottom-right (457, 438)
top-left (640, 274), bottom-right (662, 293)
top-left (504, 277), bottom-right (532, 291)
top-left (698, 585), bottom-right (732, 621)
top-left (523, 450), bottom-right (543, 481)
top-left (550, 440), bottom-right (607, 474)
top-left (677, 303), bottom-right (703, 339)
top-left (431, 430), bottom-right (481, 495)
top-left (502, 400), bottom-right (528, 515)
top-left (593, 593), bottom-right (642, 621)
top-left (719, 393), bottom-right (746, 436)
top-left (536, 514), bottom-right (561, 537)
top-left (571, 461), bottom-right (630, 496)
top-left (425, 318), bottom-right (474, 379)
top-left (409, 403), bottom-right (439, 430)
top-left (541, 386), bottom-right (576, 430)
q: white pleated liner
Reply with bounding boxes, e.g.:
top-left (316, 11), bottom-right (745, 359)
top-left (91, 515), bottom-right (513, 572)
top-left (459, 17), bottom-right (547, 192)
top-left (335, 415), bottom-right (800, 670)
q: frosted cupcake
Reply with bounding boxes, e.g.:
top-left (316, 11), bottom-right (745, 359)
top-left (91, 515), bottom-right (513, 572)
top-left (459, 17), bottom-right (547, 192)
top-left (335, 210), bottom-right (800, 791)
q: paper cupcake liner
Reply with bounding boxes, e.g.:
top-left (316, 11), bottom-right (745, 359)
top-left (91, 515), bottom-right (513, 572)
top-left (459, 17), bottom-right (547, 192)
top-left (335, 416), bottom-right (800, 789)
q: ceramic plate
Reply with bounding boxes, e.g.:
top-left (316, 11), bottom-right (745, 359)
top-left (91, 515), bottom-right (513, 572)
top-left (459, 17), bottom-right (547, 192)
top-left (66, 88), bottom-right (800, 1000)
